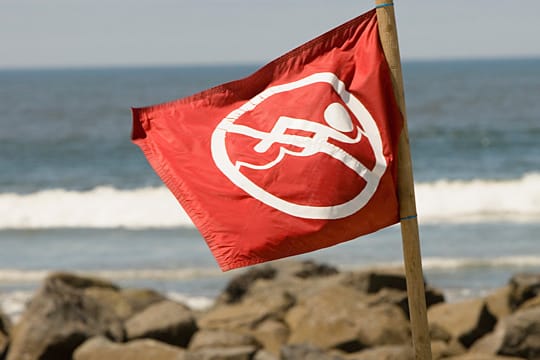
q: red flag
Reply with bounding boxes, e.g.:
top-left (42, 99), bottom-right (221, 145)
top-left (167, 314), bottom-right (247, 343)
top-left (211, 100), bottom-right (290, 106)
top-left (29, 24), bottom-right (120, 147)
top-left (132, 9), bottom-right (403, 271)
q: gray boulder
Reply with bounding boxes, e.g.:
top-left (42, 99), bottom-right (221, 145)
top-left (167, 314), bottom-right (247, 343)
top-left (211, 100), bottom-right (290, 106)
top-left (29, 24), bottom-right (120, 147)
top-left (125, 300), bottom-right (197, 348)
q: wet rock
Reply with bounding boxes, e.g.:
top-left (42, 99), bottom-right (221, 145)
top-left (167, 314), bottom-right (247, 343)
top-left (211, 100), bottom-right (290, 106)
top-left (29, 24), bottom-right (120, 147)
top-left (125, 300), bottom-right (197, 348)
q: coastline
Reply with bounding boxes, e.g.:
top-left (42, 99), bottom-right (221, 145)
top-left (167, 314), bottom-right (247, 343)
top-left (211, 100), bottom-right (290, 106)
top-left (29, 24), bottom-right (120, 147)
top-left (1, 259), bottom-right (539, 359)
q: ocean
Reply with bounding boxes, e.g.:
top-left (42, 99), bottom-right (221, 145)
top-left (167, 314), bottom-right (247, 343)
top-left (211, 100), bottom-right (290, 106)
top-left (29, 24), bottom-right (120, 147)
top-left (1, 59), bottom-right (539, 320)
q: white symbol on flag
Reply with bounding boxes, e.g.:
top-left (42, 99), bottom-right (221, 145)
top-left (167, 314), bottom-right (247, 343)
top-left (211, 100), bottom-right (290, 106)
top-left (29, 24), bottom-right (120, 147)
top-left (211, 72), bottom-right (387, 220)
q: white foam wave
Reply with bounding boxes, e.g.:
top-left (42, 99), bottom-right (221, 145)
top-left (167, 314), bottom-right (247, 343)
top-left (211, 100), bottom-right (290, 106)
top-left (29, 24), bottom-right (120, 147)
top-left (1, 172), bottom-right (539, 229)
top-left (416, 172), bottom-right (540, 223)
top-left (0, 186), bottom-right (192, 229)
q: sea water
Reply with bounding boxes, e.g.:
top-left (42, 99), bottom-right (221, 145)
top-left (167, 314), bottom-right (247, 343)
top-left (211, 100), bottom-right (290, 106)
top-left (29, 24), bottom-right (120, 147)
top-left (1, 59), bottom-right (539, 319)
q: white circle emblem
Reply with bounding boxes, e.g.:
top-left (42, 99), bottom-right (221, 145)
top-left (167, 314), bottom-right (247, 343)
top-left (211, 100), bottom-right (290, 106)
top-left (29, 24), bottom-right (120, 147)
top-left (211, 72), bottom-right (387, 220)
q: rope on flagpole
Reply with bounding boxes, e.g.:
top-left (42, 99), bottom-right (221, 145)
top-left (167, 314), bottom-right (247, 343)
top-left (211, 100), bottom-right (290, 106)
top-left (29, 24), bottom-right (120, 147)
top-left (375, 3), bottom-right (394, 8)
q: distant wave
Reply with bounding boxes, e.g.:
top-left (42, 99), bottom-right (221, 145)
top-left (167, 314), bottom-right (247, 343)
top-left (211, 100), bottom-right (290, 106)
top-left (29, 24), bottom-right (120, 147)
top-left (421, 255), bottom-right (540, 270)
top-left (0, 268), bottom-right (223, 284)
top-left (0, 172), bottom-right (539, 229)
top-left (1, 255), bottom-right (539, 285)
top-left (346, 255), bottom-right (540, 273)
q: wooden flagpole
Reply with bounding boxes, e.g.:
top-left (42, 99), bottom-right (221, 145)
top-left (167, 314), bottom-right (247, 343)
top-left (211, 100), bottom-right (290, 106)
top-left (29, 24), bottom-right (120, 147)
top-left (374, 1), bottom-right (432, 359)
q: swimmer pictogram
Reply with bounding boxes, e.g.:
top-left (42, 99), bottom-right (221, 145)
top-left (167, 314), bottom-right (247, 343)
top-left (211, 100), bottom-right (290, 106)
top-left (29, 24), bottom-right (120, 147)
top-left (211, 72), bottom-right (387, 220)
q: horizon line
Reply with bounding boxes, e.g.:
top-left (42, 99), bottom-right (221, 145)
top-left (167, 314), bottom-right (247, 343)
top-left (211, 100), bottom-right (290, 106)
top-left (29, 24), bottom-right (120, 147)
top-left (1, 55), bottom-right (539, 72)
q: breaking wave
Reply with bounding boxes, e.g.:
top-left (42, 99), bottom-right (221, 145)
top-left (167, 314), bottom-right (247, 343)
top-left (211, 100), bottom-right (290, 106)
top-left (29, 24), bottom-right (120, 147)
top-left (0, 172), bottom-right (539, 229)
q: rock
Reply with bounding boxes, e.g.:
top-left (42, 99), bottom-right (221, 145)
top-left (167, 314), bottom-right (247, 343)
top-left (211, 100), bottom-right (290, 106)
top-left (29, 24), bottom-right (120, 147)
top-left (6, 272), bottom-right (127, 360)
top-left (280, 344), bottom-right (345, 360)
top-left (198, 288), bottom-right (295, 332)
top-left (341, 270), bottom-right (444, 317)
top-left (188, 329), bottom-right (259, 350)
top-left (341, 269), bottom-right (408, 293)
top-left (0, 332), bottom-right (8, 359)
top-left (428, 297), bottom-right (497, 348)
top-left (217, 260), bottom-right (339, 306)
top-left (343, 345), bottom-right (413, 360)
top-left (470, 306), bottom-right (540, 359)
top-left (0, 310), bottom-right (9, 359)
top-left (285, 284), bottom-right (410, 352)
top-left (0, 310), bottom-right (10, 336)
top-left (253, 350), bottom-right (279, 360)
top-left (366, 287), bottom-right (444, 319)
top-left (445, 354), bottom-right (526, 360)
top-left (125, 300), bottom-right (197, 348)
top-left (508, 273), bottom-right (540, 310)
top-left (218, 265), bottom-right (277, 304)
top-left (485, 286), bottom-right (512, 320)
top-left (519, 295), bottom-right (540, 311)
top-left (73, 336), bottom-right (186, 360)
top-left (185, 346), bottom-right (258, 360)
top-left (290, 260), bottom-right (339, 279)
top-left (252, 318), bottom-right (289, 355)
top-left (430, 323), bottom-right (452, 342)
top-left (430, 340), bottom-right (466, 359)
top-left (120, 288), bottom-right (166, 313)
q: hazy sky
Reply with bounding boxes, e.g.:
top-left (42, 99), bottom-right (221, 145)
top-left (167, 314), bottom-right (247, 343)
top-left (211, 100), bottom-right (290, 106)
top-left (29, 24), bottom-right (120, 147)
top-left (2, 0), bottom-right (540, 69)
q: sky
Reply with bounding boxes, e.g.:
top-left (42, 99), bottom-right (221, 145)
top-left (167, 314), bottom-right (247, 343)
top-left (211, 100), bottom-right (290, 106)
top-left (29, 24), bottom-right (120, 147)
top-left (1, 0), bottom-right (540, 69)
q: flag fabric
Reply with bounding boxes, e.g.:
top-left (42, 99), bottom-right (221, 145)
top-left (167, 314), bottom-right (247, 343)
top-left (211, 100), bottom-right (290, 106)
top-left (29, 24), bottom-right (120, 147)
top-left (132, 9), bottom-right (403, 271)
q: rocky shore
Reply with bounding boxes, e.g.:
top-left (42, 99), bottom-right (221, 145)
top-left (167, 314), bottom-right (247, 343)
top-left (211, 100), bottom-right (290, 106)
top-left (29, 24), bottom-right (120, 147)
top-left (1, 260), bottom-right (540, 360)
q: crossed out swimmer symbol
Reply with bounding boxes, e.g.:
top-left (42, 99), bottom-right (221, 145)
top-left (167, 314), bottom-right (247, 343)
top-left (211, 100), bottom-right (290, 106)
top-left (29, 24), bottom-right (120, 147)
top-left (211, 72), bottom-right (387, 219)
top-left (226, 102), bottom-right (367, 171)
